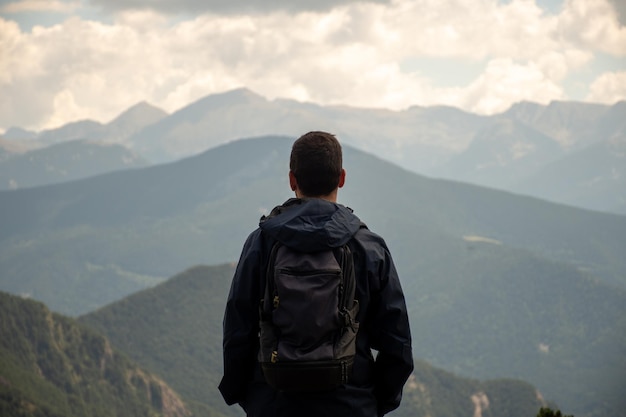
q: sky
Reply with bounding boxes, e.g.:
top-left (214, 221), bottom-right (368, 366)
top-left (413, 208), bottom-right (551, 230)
top-left (1, 0), bottom-right (625, 133)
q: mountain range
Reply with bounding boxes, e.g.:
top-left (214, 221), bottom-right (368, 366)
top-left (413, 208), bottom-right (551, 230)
top-left (36, 101), bottom-right (168, 146)
top-left (0, 135), bottom-right (624, 416)
top-left (0, 101), bottom-right (166, 190)
top-left (1, 89), bottom-right (624, 214)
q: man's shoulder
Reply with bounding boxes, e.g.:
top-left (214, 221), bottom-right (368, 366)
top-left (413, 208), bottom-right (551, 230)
top-left (353, 223), bottom-right (383, 240)
top-left (240, 227), bottom-right (274, 257)
top-left (247, 227), bottom-right (264, 241)
top-left (351, 224), bottom-right (390, 253)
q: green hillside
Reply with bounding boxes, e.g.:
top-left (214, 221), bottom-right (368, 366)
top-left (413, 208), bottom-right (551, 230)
top-left (401, 360), bottom-right (545, 417)
top-left (0, 291), bottom-right (191, 417)
top-left (80, 264), bottom-right (234, 417)
top-left (80, 264), bottom-right (545, 417)
top-left (401, 237), bottom-right (626, 416)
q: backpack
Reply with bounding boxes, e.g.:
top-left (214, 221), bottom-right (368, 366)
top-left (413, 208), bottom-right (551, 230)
top-left (258, 241), bottom-right (360, 392)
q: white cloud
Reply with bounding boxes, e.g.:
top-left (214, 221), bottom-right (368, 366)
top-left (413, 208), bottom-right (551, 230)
top-left (458, 58), bottom-right (565, 114)
top-left (535, 49), bottom-right (592, 81)
top-left (0, 0), bottom-right (624, 131)
top-left (366, 0), bottom-right (559, 60)
top-left (89, 0), bottom-right (391, 15)
top-left (586, 71), bottom-right (626, 103)
top-left (0, 0), bottom-right (80, 14)
top-left (558, 0), bottom-right (626, 56)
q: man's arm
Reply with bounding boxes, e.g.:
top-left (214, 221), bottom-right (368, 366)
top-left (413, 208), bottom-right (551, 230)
top-left (370, 246), bottom-right (414, 416)
top-left (218, 230), bottom-right (264, 405)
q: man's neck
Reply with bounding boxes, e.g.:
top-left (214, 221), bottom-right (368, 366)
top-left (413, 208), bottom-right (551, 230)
top-left (296, 190), bottom-right (338, 203)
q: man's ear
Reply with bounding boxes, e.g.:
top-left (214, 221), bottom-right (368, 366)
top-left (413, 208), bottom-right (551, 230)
top-left (338, 169), bottom-right (346, 188)
top-left (289, 170), bottom-right (298, 191)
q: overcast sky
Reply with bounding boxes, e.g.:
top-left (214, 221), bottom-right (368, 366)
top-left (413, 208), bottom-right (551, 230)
top-left (1, 0), bottom-right (625, 132)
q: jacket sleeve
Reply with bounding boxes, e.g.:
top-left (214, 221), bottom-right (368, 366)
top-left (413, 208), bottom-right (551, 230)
top-left (218, 229), bottom-right (264, 405)
top-left (368, 243), bottom-right (414, 416)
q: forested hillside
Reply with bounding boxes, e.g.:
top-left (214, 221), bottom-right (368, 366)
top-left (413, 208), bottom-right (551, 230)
top-left (81, 264), bottom-right (546, 417)
top-left (0, 291), bottom-right (190, 417)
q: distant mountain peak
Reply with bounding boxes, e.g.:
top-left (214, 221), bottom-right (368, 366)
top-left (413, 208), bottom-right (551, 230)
top-left (2, 126), bottom-right (38, 140)
top-left (228, 86), bottom-right (261, 97)
top-left (505, 100), bottom-right (544, 113)
top-left (122, 100), bottom-right (166, 115)
top-left (504, 100), bottom-right (608, 117)
top-left (37, 119), bottom-right (104, 144)
top-left (185, 87), bottom-right (267, 111)
top-left (108, 101), bottom-right (168, 127)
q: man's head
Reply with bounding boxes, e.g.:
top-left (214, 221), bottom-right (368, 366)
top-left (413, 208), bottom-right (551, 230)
top-left (289, 131), bottom-right (345, 200)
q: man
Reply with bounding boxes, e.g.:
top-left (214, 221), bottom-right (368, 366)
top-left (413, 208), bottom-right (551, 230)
top-left (219, 131), bottom-right (413, 417)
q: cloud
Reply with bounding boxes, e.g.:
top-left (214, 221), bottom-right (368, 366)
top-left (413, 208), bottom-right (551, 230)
top-left (0, 0), bottom-right (80, 14)
top-left (0, 0), bottom-right (624, 131)
top-left (459, 58), bottom-right (566, 114)
top-left (89, 0), bottom-right (390, 14)
top-left (607, 0), bottom-right (626, 25)
top-left (586, 71), bottom-right (626, 103)
top-left (558, 0), bottom-right (626, 56)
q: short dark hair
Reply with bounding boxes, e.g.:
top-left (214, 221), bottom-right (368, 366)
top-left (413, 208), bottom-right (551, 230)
top-left (290, 131), bottom-right (343, 197)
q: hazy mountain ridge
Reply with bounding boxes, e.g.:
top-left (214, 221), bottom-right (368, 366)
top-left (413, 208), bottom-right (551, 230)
top-left (126, 88), bottom-right (486, 168)
top-left (116, 90), bottom-right (626, 216)
top-left (4, 89), bottom-right (623, 213)
top-left (433, 118), bottom-right (564, 190)
top-left (512, 134), bottom-right (626, 213)
top-left (436, 100), bottom-right (626, 213)
top-left (0, 101), bottom-right (167, 190)
top-left (0, 139), bottom-right (149, 190)
top-left (0, 135), bottom-right (624, 416)
top-left (0, 137), bottom-right (42, 157)
top-left (37, 119), bottom-right (105, 145)
top-left (501, 100), bottom-right (611, 148)
top-left (34, 101), bottom-right (168, 146)
top-left (0, 290), bottom-right (191, 417)
top-left (1, 136), bottom-right (624, 295)
top-left (80, 264), bottom-right (547, 417)
top-left (101, 101), bottom-right (169, 144)
top-left (2, 126), bottom-right (38, 141)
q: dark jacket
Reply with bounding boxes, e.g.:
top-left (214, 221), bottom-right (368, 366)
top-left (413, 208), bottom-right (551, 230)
top-left (219, 198), bottom-right (413, 417)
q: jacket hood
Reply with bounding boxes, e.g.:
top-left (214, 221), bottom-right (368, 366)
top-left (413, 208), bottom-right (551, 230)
top-left (259, 198), bottom-right (362, 252)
